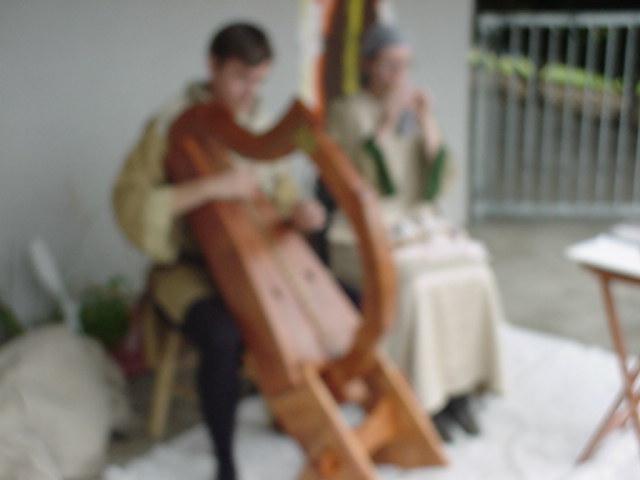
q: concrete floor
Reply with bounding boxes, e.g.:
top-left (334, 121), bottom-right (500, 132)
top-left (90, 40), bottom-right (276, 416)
top-left (471, 219), bottom-right (640, 353)
top-left (104, 372), bottom-right (202, 469)
top-left (103, 219), bottom-right (640, 474)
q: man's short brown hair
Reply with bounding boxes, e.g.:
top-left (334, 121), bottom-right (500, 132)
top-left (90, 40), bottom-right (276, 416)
top-left (208, 23), bottom-right (273, 66)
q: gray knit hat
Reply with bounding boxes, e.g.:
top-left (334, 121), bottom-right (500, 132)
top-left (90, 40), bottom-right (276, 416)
top-left (361, 23), bottom-right (407, 59)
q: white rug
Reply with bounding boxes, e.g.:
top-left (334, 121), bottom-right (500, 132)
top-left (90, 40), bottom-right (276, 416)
top-left (104, 327), bottom-right (640, 479)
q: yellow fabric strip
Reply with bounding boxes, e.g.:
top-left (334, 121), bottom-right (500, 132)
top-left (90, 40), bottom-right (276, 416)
top-left (342, 0), bottom-right (365, 95)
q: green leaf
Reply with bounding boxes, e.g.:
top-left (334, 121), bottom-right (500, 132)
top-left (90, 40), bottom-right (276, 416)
top-left (0, 301), bottom-right (23, 339)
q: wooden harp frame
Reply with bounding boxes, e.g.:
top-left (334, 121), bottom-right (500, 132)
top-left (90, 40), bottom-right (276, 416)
top-left (165, 100), bottom-right (446, 479)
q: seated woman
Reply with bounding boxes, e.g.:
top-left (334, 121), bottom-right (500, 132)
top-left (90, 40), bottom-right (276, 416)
top-left (325, 23), bottom-right (505, 441)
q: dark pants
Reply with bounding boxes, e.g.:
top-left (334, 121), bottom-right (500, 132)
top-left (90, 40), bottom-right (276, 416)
top-left (175, 283), bottom-right (360, 479)
top-left (181, 295), bottom-right (244, 480)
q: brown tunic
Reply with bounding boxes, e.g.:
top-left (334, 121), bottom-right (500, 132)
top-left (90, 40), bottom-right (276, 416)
top-left (112, 82), bottom-right (299, 322)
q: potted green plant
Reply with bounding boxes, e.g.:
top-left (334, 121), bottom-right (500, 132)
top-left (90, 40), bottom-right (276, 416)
top-left (79, 276), bottom-right (131, 350)
top-left (0, 299), bottom-right (23, 343)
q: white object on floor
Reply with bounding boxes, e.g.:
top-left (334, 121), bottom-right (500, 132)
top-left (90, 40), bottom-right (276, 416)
top-left (29, 237), bottom-right (81, 332)
top-left (104, 326), bottom-right (640, 480)
top-left (0, 325), bottom-right (131, 479)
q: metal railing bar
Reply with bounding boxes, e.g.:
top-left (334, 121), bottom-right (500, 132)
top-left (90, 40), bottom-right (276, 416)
top-left (595, 27), bottom-right (620, 203)
top-left (559, 27), bottom-right (581, 203)
top-left (613, 27), bottom-right (638, 204)
top-left (539, 28), bottom-right (562, 203)
top-left (577, 27), bottom-right (600, 202)
top-left (479, 11), bottom-right (640, 29)
top-left (521, 27), bottom-right (542, 204)
top-left (471, 30), bottom-right (491, 208)
top-left (503, 26), bottom-right (524, 202)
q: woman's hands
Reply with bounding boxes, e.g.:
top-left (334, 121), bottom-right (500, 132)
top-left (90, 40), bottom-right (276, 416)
top-left (374, 85), bottom-right (443, 159)
top-left (412, 88), bottom-right (432, 121)
top-left (375, 84), bottom-right (411, 142)
top-left (412, 89), bottom-right (443, 160)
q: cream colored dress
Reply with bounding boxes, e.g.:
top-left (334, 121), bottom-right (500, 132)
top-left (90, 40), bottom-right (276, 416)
top-left (327, 92), bottom-right (505, 412)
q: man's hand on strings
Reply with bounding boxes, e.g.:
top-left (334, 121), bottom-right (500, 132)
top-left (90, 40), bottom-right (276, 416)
top-left (215, 168), bottom-right (260, 200)
top-left (171, 168), bottom-right (259, 217)
top-left (290, 199), bottom-right (326, 233)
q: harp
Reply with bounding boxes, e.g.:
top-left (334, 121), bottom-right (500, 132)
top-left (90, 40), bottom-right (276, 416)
top-left (165, 99), bottom-right (446, 479)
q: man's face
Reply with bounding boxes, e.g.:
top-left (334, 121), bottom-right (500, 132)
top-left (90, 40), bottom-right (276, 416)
top-left (209, 57), bottom-right (271, 113)
top-left (366, 44), bottom-right (412, 95)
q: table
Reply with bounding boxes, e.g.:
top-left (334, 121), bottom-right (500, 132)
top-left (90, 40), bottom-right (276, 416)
top-left (566, 235), bottom-right (640, 463)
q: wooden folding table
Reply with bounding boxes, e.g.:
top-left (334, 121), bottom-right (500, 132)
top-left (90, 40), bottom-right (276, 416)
top-left (567, 235), bottom-right (640, 463)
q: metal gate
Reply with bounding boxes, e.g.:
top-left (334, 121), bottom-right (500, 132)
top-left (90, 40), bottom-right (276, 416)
top-left (470, 11), bottom-right (640, 218)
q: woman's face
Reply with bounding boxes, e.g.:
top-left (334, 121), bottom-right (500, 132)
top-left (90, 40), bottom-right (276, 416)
top-left (365, 44), bottom-right (412, 96)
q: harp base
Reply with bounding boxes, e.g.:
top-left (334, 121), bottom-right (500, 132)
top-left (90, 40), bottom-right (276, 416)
top-left (267, 351), bottom-right (448, 480)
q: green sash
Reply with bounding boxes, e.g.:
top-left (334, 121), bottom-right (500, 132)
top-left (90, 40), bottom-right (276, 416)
top-left (362, 137), bottom-right (447, 201)
top-left (423, 146), bottom-right (447, 201)
top-left (363, 137), bottom-right (396, 196)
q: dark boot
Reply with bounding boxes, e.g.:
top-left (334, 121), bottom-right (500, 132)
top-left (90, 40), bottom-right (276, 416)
top-left (431, 410), bottom-right (453, 443)
top-left (216, 462), bottom-right (236, 480)
top-left (270, 415), bottom-right (286, 435)
top-left (446, 395), bottom-right (480, 436)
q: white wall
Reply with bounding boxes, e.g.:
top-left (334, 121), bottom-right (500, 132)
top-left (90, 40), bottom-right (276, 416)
top-left (396, 0), bottom-right (474, 224)
top-left (0, 0), bottom-right (473, 322)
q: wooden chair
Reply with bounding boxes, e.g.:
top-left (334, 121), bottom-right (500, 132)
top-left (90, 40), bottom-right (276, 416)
top-left (135, 292), bottom-right (196, 439)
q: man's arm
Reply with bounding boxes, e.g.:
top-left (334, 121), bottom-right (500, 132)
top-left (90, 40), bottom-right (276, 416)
top-left (170, 169), bottom-right (258, 217)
